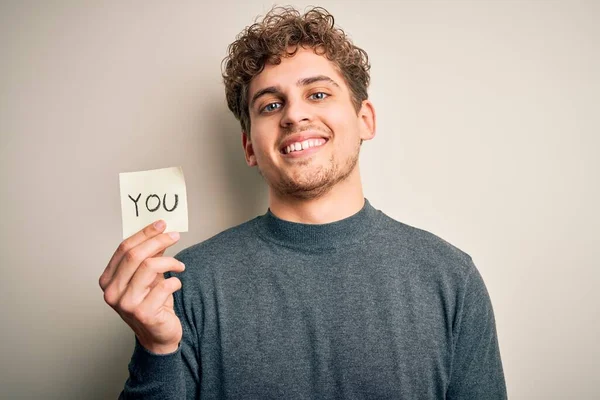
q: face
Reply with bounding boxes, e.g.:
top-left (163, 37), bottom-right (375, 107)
top-left (243, 47), bottom-right (376, 200)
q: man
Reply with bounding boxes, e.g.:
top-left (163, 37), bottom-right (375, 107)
top-left (100, 6), bottom-right (507, 399)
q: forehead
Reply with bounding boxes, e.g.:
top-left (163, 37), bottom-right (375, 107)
top-left (248, 47), bottom-right (347, 95)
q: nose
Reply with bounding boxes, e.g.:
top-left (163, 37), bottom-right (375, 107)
top-left (280, 97), bottom-right (311, 128)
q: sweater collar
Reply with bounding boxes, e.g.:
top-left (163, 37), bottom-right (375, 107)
top-left (255, 198), bottom-right (380, 251)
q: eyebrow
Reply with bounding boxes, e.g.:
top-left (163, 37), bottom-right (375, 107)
top-left (249, 75), bottom-right (340, 109)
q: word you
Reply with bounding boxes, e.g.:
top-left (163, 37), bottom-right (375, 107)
top-left (128, 193), bottom-right (179, 217)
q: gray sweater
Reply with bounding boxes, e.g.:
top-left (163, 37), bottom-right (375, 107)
top-left (121, 199), bottom-right (507, 399)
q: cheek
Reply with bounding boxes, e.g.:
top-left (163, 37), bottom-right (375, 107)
top-left (322, 109), bottom-right (359, 140)
top-left (249, 133), bottom-right (275, 163)
top-left (322, 100), bottom-right (357, 125)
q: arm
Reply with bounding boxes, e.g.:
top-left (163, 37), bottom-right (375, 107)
top-left (446, 260), bottom-right (507, 399)
top-left (120, 267), bottom-right (200, 399)
top-left (98, 221), bottom-right (200, 399)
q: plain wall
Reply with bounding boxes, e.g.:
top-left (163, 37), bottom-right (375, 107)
top-left (1, 1), bottom-right (598, 398)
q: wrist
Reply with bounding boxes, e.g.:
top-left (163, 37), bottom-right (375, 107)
top-left (138, 337), bottom-right (180, 355)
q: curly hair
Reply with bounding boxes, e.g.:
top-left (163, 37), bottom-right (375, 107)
top-left (222, 6), bottom-right (371, 136)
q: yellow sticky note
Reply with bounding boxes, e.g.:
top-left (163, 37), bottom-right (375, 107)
top-left (119, 166), bottom-right (189, 239)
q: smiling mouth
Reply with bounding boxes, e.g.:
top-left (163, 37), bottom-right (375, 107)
top-left (281, 138), bottom-right (328, 155)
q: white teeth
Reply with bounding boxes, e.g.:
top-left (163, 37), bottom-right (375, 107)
top-left (283, 138), bottom-right (327, 154)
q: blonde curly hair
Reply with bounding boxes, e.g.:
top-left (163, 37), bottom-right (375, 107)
top-left (222, 6), bottom-right (371, 136)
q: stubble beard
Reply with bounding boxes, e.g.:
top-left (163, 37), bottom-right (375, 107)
top-left (258, 140), bottom-right (361, 201)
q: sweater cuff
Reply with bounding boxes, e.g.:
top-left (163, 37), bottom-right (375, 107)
top-left (128, 336), bottom-right (183, 383)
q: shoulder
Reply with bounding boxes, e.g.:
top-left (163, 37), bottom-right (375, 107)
top-left (374, 210), bottom-right (477, 280)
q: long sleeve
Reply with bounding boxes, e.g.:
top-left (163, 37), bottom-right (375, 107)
top-left (118, 267), bottom-right (200, 399)
top-left (116, 200), bottom-right (508, 398)
top-left (446, 261), bottom-right (507, 399)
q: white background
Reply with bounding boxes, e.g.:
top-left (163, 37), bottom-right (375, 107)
top-left (0, 1), bottom-right (598, 398)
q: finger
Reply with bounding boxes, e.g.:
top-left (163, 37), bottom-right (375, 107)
top-left (107, 231), bottom-right (180, 298)
top-left (100, 220), bottom-right (166, 290)
top-left (121, 257), bottom-right (185, 308)
top-left (136, 277), bottom-right (182, 319)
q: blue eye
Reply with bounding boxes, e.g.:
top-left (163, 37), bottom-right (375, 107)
top-left (262, 102), bottom-right (282, 113)
top-left (310, 92), bottom-right (328, 100)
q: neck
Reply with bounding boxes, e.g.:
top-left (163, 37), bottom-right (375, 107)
top-left (268, 165), bottom-right (365, 224)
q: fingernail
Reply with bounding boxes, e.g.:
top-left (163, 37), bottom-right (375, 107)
top-left (179, 262), bottom-right (185, 270)
top-left (168, 231), bottom-right (180, 240)
top-left (154, 220), bottom-right (166, 230)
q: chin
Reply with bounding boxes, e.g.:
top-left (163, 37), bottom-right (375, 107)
top-left (276, 167), bottom-right (355, 200)
top-left (261, 150), bottom-right (359, 200)
top-left (276, 181), bottom-right (335, 200)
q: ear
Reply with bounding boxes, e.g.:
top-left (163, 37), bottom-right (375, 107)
top-left (241, 131), bottom-right (257, 167)
top-left (358, 100), bottom-right (376, 142)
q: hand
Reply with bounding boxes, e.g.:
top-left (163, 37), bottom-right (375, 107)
top-left (99, 220), bottom-right (186, 354)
